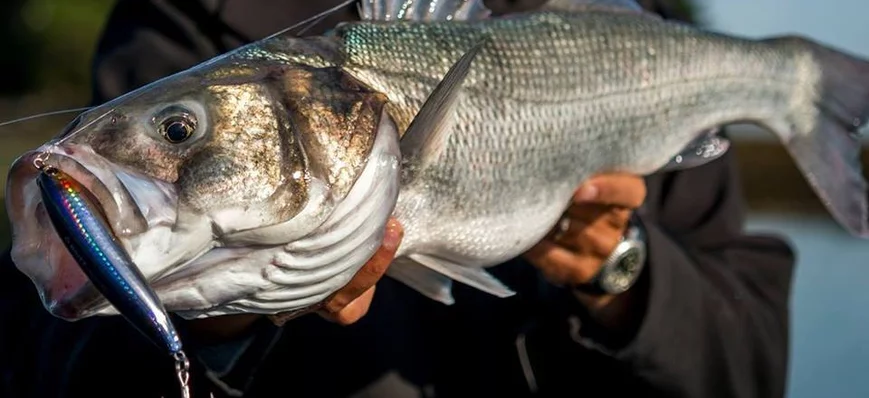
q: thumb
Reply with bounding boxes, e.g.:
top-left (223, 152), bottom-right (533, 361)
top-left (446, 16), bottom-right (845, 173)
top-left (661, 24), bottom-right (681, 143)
top-left (575, 173), bottom-right (646, 208)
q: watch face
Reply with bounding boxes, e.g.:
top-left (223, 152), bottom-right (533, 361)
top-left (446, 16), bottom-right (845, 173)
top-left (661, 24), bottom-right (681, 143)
top-left (601, 245), bottom-right (644, 293)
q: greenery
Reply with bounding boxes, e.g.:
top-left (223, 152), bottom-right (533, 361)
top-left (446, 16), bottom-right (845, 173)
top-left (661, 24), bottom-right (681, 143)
top-left (0, 0), bottom-right (115, 245)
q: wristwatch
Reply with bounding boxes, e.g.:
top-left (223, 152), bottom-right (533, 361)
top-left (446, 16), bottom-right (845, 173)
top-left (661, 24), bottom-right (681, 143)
top-left (574, 217), bottom-right (647, 296)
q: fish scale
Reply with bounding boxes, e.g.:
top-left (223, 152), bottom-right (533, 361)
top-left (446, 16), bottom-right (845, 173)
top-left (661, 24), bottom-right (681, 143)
top-left (331, 10), bottom-right (812, 269)
top-left (9, 0), bottom-right (869, 318)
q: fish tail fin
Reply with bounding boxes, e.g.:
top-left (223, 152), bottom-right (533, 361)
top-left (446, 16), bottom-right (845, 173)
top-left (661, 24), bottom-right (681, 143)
top-left (773, 37), bottom-right (869, 237)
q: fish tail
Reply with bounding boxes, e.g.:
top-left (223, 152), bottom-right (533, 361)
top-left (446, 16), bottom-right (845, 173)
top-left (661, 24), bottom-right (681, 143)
top-left (772, 36), bottom-right (869, 237)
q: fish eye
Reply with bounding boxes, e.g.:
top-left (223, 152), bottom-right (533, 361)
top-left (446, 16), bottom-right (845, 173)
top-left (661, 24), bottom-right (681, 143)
top-left (156, 107), bottom-right (198, 144)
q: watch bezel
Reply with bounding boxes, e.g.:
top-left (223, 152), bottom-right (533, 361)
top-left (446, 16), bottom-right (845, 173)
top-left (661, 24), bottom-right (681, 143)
top-left (574, 220), bottom-right (647, 296)
top-left (598, 238), bottom-right (646, 294)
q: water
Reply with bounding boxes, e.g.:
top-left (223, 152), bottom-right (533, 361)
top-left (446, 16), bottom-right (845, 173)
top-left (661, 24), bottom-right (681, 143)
top-left (746, 213), bottom-right (869, 398)
top-left (698, 2), bottom-right (869, 391)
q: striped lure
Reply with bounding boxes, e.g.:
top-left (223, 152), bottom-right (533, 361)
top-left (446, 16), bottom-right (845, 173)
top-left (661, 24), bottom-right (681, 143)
top-left (34, 160), bottom-right (192, 397)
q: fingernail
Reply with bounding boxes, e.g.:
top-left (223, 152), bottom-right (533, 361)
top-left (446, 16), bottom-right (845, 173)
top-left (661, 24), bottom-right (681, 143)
top-left (382, 219), bottom-right (404, 250)
top-left (576, 184), bottom-right (598, 202)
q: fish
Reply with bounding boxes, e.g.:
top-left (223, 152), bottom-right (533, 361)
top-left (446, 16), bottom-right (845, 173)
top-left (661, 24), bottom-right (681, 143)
top-left (34, 161), bottom-right (186, 355)
top-left (6, 0), bottom-right (869, 320)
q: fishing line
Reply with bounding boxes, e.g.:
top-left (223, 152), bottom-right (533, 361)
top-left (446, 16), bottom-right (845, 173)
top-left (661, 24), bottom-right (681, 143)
top-left (0, 0), bottom-right (355, 131)
top-left (49, 106), bottom-right (117, 148)
top-left (0, 107), bottom-right (92, 129)
top-left (261, 0), bottom-right (356, 41)
top-left (16, 4), bottom-right (353, 398)
top-left (296, 13), bottom-right (332, 36)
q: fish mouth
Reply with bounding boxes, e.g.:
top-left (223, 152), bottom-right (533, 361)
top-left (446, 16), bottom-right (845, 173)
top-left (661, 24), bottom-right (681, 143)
top-left (6, 145), bottom-right (183, 320)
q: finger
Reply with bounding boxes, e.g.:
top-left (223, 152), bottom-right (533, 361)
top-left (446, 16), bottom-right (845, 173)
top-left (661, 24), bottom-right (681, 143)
top-left (524, 241), bottom-right (605, 286)
top-left (575, 173), bottom-right (647, 209)
top-left (566, 203), bottom-right (632, 229)
top-left (552, 218), bottom-right (623, 257)
top-left (321, 218), bottom-right (403, 315)
top-left (320, 286), bottom-right (377, 325)
top-left (270, 219), bottom-right (404, 327)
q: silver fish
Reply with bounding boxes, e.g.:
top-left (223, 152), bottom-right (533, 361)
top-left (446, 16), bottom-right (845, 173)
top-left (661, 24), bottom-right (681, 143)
top-left (7, 0), bottom-right (869, 319)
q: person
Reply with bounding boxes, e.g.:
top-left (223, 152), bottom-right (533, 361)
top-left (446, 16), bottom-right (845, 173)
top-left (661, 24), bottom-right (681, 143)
top-left (0, 0), bottom-right (796, 397)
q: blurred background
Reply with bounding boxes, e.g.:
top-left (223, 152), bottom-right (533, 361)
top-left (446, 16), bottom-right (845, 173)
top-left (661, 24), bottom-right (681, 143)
top-left (0, 0), bottom-right (866, 396)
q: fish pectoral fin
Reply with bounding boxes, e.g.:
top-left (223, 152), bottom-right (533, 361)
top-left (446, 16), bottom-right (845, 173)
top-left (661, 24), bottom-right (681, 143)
top-left (659, 128), bottom-right (731, 172)
top-left (358, 0), bottom-right (491, 22)
top-left (387, 257), bottom-right (455, 305)
top-left (407, 254), bottom-right (516, 299)
top-left (399, 41), bottom-right (484, 182)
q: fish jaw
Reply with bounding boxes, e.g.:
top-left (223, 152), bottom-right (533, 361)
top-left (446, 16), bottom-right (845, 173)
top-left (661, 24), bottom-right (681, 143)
top-left (6, 144), bottom-right (214, 320)
top-left (6, 108), bottom-right (402, 321)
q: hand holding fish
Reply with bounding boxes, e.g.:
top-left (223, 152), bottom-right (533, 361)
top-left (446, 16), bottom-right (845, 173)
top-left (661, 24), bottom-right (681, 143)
top-left (524, 173), bottom-right (647, 332)
top-left (9, 0), bottom-right (869, 326)
top-left (191, 218), bottom-right (404, 338)
top-left (313, 218), bottom-right (404, 325)
top-left (268, 217), bottom-right (405, 326)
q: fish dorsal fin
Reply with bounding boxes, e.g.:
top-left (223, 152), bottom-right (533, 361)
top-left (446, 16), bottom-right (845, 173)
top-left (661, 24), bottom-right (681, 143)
top-left (543, 0), bottom-right (645, 13)
top-left (399, 41), bottom-right (483, 181)
top-left (358, 0), bottom-right (491, 22)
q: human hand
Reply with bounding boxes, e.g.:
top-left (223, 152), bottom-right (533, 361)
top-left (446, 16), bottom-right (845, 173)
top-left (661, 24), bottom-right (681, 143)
top-left (190, 218), bottom-right (403, 340)
top-left (313, 218), bottom-right (403, 325)
top-left (523, 173), bottom-right (647, 299)
top-left (272, 217), bottom-right (404, 326)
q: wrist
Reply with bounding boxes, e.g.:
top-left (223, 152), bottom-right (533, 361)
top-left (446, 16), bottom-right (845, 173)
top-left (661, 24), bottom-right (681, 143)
top-left (571, 215), bottom-right (649, 336)
top-left (569, 269), bottom-right (649, 348)
top-left (573, 215), bottom-right (647, 297)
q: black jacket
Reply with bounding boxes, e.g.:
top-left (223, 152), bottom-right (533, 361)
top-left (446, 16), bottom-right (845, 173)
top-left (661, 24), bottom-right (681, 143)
top-left (0, 1), bottom-right (795, 397)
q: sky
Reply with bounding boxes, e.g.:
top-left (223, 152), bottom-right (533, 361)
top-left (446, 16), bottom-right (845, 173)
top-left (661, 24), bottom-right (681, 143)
top-left (700, 0), bottom-right (869, 58)
top-left (696, 0), bottom-right (869, 140)
top-left (694, 3), bottom-right (869, 397)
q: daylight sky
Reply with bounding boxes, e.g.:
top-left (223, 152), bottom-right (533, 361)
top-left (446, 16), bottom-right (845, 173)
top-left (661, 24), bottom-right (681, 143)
top-left (697, 0), bottom-right (869, 140)
top-left (700, 0), bottom-right (869, 58)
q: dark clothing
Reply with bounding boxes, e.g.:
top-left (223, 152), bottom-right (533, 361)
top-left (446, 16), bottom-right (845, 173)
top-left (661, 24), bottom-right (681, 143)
top-left (0, 1), bottom-right (795, 397)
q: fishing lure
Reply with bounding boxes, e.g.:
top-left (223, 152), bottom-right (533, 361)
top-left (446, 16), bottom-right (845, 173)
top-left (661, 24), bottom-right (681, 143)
top-left (34, 155), bottom-right (193, 398)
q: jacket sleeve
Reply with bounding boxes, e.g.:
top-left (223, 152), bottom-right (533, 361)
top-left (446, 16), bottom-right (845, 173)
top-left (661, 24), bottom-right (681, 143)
top-left (526, 145), bottom-right (796, 398)
top-left (88, 0), bottom-right (353, 105)
top-left (88, 0), bottom-right (232, 105)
